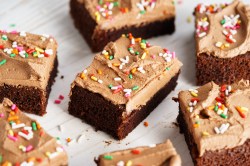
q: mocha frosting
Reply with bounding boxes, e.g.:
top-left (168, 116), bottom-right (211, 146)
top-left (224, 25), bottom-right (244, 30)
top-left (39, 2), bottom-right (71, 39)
top-left (77, 0), bottom-right (175, 30)
top-left (0, 98), bottom-right (68, 165)
top-left (97, 140), bottom-right (181, 166)
top-left (71, 34), bottom-right (182, 114)
top-left (195, 0), bottom-right (250, 58)
top-left (178, 80), bottom-right (250, 156)
top-left (0, 30), bottom-right (57, 89)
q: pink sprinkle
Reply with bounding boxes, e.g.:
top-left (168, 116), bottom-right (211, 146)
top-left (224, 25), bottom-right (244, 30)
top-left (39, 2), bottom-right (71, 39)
top-left (172, 52), bottom-right (176, 59)
top-left (11, 104), bottom-right (16, 111)
top-left (59, 95), bottom-right (64, 100)
top-left (125, 93), bottom-right (131, 98)
top-left (26, 145), bottom-right (33, 152)
top-left (151, 55), bottom-right (156, 59)
top-left (117, 85), bottom-right (122, 89)
top-left (54, 100), bottom-right (61, 104)
top-left (96, 5), bottom-right (101, 10)
top-left (0, 113), bottom-right (4, 118)
top-left (8, 135), bottom-right (18, 142)
top-left (10, 30), bottom-right (18, 34)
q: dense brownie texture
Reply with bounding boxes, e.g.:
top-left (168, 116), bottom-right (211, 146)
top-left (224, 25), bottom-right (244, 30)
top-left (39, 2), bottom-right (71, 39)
top-left (195, 0), bottom-right (250, 85)
top-left (178, 109), bottom-right (250, 166)
top-left (69, 72), bottom-right (179, 139)
top-left (176, 80), bottom-right (250, 166)
top-left (70, 0), bottom-right (175, 52)
top-left (96, 140), bottom-right (181, 166)
top-left (197, 52), bottom-right (250, 85)
top-left (0, 30), bottom-right (58, 116)
top-left (68, 35), bottom-right (182, 139)
top-left (0, 56), bottom-right (58, 115)
top-left (0, 98), bottom-right (68, 165)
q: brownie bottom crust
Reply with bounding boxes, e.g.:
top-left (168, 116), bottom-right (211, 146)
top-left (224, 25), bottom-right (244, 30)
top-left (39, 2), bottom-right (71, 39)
top-left (0, 56), bottom-right (58, 116)
top-left (69, 72), bottom-right (180, 140)
top-left (70, 0), bottom-right (175, 52)
top-left (177, 107), bottom-right (250, 166)
top-left (196, 52), bottom-right (250, 85)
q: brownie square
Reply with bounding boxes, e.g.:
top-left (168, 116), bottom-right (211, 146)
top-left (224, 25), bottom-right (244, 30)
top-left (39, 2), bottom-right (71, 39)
top-left (176, 80), bottom-right (250, 165)
top-left (95, 140), bottom-right (181, 166)
top-left (70, 0), bottom-right (176, 52)
top-left (0, 98), bottom-right (68, 165)
top-left (195, 0), bottom-right (250, 85)
top-left (0, 30), bottom-right (58, 116)
top-left (68, 34), bottom-right (182, 140)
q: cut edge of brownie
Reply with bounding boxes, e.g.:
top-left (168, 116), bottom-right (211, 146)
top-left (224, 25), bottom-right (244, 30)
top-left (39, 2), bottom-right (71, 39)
top-left (0, 56), bottom-right (58, 116)
top-left (68, 71), bottom-right (180, 140)
top-left (70, 0), bottom-right (175, 52)
top-left (196, 50), bottom-right (250, 86)
top-left (177, 105), bottom-right (250, 166)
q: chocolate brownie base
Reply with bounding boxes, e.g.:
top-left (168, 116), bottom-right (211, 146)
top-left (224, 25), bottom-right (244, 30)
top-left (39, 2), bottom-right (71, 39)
top-left (70, 0), bottom-right (175, 52)
top-left (177, 107), bottom-right (250, 166)
top-left (196, 52), bottom-right (250, 85)
top-left (0, 56), bottom-right (58, 116)
top-left (69, 72), bottom-right (180, 140)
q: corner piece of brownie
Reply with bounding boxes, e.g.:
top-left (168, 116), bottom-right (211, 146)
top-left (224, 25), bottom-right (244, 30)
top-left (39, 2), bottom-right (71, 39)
top-left (0, 30), bottom-right (58, 115)
top-left (68, 34), bottom-right (182, 140)
top-left (95, 139), bottom-right (181, 166)
top-left (195, 0), bottom-right (250, 85)
top-left (70, 0), bottom-right (176, 52)
top-left (0, 98), bottom-right (68, 165)
top-left (176, 80), bottom-right (250, 165)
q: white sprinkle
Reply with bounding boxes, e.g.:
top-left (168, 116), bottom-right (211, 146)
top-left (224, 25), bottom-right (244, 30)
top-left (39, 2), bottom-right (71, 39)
top-left (225, 89), bottom-right (229, 96)
top-left (189, 89), bottom-right (198, 93)
top-left (193, 100), bottom-right (197, 106)
top-left (222, 30), bottom-right (228, 36)
top-left (12, 123), bottom-right (25, 129)
top-left (20, 31), bottom-right (26, 37)
top-left (198, 32), bottom-right (206, 38)
top-left (77, 134), bottom-right (85, 143)
top-left (38, 54), bottom-right (45, 58)
top-left (98, 79), bottom-right (103, 84)
top-left (49, 152), bottom-right (59, 159)
top-left (45, 49), bottom-right (53, 55)
top-left (189, 107), bottom-right (194, 113)
top-left (148, 144), bottom-right (156, 148)
top-left (102, 50), bottom-right (107, 55)
top-left (56, 147), bottom-right (64, 152)
top-left (123, 89), bottom-right (132, 93)
top-left (116, 161), bottom-right (125, 166)
top-left (189, 102), bottom-right (193, 107)
top-left (227, 85), bottom-right (232, 92)
top-left (18, 132), bottom-right (33, 140)
top-left (215, 42), bottom-right (223, 48)
top-left (214, 127), bottom-right (220, 134)
top-left (114, 77), bottom-right (122, 81)
top-left (24, 126), bottom-right (32, 131)
top-left (83, 69), bottom-right (87, 74)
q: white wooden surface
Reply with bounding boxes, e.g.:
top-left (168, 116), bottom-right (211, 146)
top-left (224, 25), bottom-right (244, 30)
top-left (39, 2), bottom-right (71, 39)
top-left (0, 0), bottom-right (248, 165)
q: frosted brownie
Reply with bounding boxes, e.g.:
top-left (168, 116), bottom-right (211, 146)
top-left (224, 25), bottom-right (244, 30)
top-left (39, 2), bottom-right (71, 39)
top-left (0, 98), bottom-right (68, 165)
top-left (96, 140), bottom-right (181, 166)
top-left (0, 30), bottom-right (58, 115)
top-left (195, 0), bottom-right (250, 85)
top-left (70, 0), bottom-right (176, 52)
top-left (176, 80), bottom-right (250, 165)
top-left (69, 34), bottom-right (182, 139)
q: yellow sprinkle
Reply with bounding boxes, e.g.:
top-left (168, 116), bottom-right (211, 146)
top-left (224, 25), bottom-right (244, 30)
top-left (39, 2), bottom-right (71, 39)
top-left (193, 124), bottom-right (199, 128)
top-left (131, 68), bottom-right (137, 74)
top-left (8, 130), bottom-right (14, 136)
top-left (122, 34), bottom-right (126, 38)
top-left (80, 73), bottom-right (87, 80)
top-left (224, 43), bottom-right (230, 48)
top-left (10, 111), bottom-right (15, 115)
top-left (2, 161), bottom-right (12, 166)
top-left (28, 157), bottom-right (36, 162)
top-left (97, 69), bottom-right (102, 75)
top-left (141, 52), bottom-right (147, 59)
top-left (126, 160), bottom-right (132, 166)
top-left (46, 152), bottom-right (51, 157)
top-left (241, 107), bottom-right (249, 112)
top-left (194, 115), bottom-right (200, 119)
top-left (140, 43), bottom-right (146, 49)
top-left (91, 76), bottom-right (98, 82)
top-left (35, 47), bottom-right (44, 53)
top-left (95, 12), bottom-right (101, 22)
top-left (202, 131), bottom-right (210, 136)
top-left (207, 106), bottom-right (214, 110)
top-left (104, 55), bottom-right (109, 59)
top-left (112, 63), bottom-right (120, 67)
top-left (190, 91), bottom-right (198, 97)
top-left (19, 145), bottom-right (26, 152)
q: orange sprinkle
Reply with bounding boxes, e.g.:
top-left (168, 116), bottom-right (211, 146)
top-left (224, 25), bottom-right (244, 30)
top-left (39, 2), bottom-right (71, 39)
top-left (80, 73), bottom-right (86, 80)
top-left (143, 121), bottom-right (149, 127)
top-left (10, 111), bottom-right (15, 115)
top-left (131, 68), bottom-right (137, 74)
top-left (36, 122), bottom-right (41, 130)
top-left (97, 69), bottom-right (102, 75)
top-left (112, 63), bottom-right (120, 67)
top-left (66, 138), bottom-right (71, 142)
top-left (135, 38), bottom-right (141, 42)
top-left (28, 157), bottom-right (36, 162)
top-left (193, 124), bottom-right (199, 128)
top-left (8, 115), bottom-right (19, 121)
top-left (236, 106), bottom-right (246, 118)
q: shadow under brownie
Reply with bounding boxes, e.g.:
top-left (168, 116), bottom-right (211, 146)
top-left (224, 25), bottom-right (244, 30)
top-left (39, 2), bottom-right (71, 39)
top-left (194, 0), bottom-right (250, 85)
top-left (176, 80), bottom-right (250, 165)
top-left (70, 0), bottom-right (175, 52)
top-left (0, 30), bottom-right (58, 115)
top-left (69, 34), bottom-right (182, 140)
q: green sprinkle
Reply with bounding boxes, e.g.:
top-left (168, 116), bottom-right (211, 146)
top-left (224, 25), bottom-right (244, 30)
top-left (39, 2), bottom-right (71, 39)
top-left (9, 121), bottom-right (14, 125)
top-left (135, 51), bottom-right (140, 55)
top-left (166, 67), bottom-right (170, 71)
top-left (141, 39), bottom-right (147, 44)
top-left (56, 137), bottom-right (60, 140)
top-left (10, 53), bottom-right (16, 57)
top-left (103, 155), bottom-right (113, 160)
top-left (25, 53), bottom-right (29, 58)
top-left (128, 48), bottom-right (132, 51)
top-left (132, 86), bottom-right (139, 91)
top-left (9, 24), bottom-right (16, 27)
top-left (98, 0), bottom-right (103, 5)
top-left (220, 19), bottom-right (226, 25)
top-left (129, 74), bottom-right (133, 79)
top-left (32, 122), bottom-right (37, 131)
top-left (0, 155), bottom-right (2, 163)
top-left (113, 1), bottom-right (119, 6)
top-left (108, 84), bottom-right (113, 89)
top-left (1, 35), bottom-right (8, 41)
top-left (109, 55), bottom-right (114, 60)
top-left (140, 10), bottom-right (146, 14)
top-left (220, 114), bottom-right (228, 119)
top-left (214, 105), bottom-right (219, 112)
top-left (0, 59), bottom-right (7, 66)
top-left (195, 121), bottom-right (200, 124)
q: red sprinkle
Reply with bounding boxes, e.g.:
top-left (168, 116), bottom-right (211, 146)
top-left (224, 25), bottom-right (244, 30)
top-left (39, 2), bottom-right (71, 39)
top-left (113, 88), bottom-right (122, 94)
top-left (54, 100), bottom-right (61, 104)
top-left (132, 149), bottom-right (141, 155)
top-left (0, 45), bottom-right (4, 49)
top-left (220, 85), bottom-right (227, 92)
top-left (191, 98), bottom-right (200, 102)
top-left (59, 95), bottom-right (64, 100)
top-left (36, 158), bottom-right (43, 163)
top-left (215, 97), bottom-right (224, 103)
